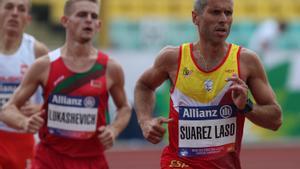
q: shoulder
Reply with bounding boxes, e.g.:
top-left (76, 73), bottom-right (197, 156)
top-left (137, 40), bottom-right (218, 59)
top-left (154, 45), bottom-right (180, 68)
top-left (107, 57), bottom-right (124, 80)
top-left (156, 45), bottom-right (180, 61)
top-left (34, 40), bottom-right (49, 58)
top-left (107, 57), bottom-right (122, 70)
top-left (22, 33), bottom-right (48, 58)
top-left (24, 55), bottom-right (51, 85)
top-left (159, 45), bottom-right (180, 55)
top-left (239, 47), bottom-right (265, 79)
top-left (239, 47), bottom-right (262, 67)
top-left (32, 55), bottom-right (51, 70)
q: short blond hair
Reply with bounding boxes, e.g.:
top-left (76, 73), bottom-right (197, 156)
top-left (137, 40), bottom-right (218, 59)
top-left (64, 0), bottom-right (100, 16)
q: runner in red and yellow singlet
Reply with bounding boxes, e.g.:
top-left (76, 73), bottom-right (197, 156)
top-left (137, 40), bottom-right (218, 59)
top-left (160, 43), bottom-right (243, 169)
top-left (135, 0), bottom-right (282, 169)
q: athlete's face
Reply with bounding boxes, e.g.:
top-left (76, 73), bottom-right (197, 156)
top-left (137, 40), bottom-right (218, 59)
top-left (193, 0), bottom-right (233, 44)
top-left (62, 1), bottom-right (101, 44)
top-left (0, 0), bottom-right (31, 35)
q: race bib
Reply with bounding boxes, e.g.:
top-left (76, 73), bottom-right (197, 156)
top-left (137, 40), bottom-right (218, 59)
top-left (0, 82), bottom-right (19, 132)
top-left (0, 82), bottom-right (18, 107)
top-left (47, 94), bottom-right (99, 139)
top-left (178, 105), bottom-right (237, 157)
top-left (0, 93), bottom-right (10, 108)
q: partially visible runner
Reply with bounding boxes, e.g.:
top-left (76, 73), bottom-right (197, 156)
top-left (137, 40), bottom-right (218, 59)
top-left (0, 0), bottom-right (48, 169)
top-left (134, 0), bottom-right (283, 168)
top-left (0, 0), bottom-right (131, 169)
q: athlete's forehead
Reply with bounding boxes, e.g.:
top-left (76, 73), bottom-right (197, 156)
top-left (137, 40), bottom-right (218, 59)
top-left (0, 0), bottom-right (30, 7)
top-left (64, 0), bottom-right (99, 16)
top-left (72, 1), bottom-right (99, 14)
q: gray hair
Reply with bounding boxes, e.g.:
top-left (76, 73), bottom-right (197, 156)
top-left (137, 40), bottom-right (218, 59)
top-left (194, 0), bottom-right (208, 14)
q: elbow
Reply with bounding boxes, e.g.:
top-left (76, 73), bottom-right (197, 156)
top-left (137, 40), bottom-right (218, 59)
top-left (271, 118), bottom-right (282, 131)
top-left (0, 105), bottom-right (11, 121)
top-left (271, 106), bottom-right (283, 131)
top-left (123, 104), bottom-right (132, 123)
top-left (0, 104), bottom-right (17, 127)
top-left (126, 105), bottom-right (132, 119)
top-left (134, 81), bottom-right (147, 96)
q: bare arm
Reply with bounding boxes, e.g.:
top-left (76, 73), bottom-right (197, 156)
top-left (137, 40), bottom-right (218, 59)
top-left (107, 59), bottom-right (131, 136)
top-left (19, 40), bottom-right (49, 115)
top-left (34, 40), bottom-right (49, 58)
top-left (98, 59), bottom-right (131, 149)
top-left (134, 46), bottom-right (177, 144)
top-left (240, 48), bottom-right (282, 131)
top-left (0, 57), bottom-right (49, 132)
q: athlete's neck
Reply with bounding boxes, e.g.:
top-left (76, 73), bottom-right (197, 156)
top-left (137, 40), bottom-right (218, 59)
top-left (197, 41), bottom-right (229, 61)
top-left (193, 41), bottom-right (229, 71)
top-left (0, 32), bottom-right (22, 55)
top-left (62, 41), bottom-right (97, 59)
top-left (60, 43), bottom-right (98, 73)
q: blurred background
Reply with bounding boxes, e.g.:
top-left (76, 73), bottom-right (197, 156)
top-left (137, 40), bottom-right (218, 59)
top-left (27, 0), bottom-right (300, 168)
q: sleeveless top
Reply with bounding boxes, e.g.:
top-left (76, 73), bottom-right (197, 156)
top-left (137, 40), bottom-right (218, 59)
top-left (39, 50), bottom-right (110, 157)
top-left (166, 43), bottom-right (245, 168)
top-left (0, 34), bottom-right (39, 132)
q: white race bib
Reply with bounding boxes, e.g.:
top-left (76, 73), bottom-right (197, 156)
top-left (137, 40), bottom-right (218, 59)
top-left (0, 82), bottom-right (20, 132)
top-left (178, 105), bottom-right (237, 157)
top-left (47, 94), bottom-right (99, 139)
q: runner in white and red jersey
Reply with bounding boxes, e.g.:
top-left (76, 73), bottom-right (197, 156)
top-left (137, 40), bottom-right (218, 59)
top-left (0, 0), bottom-right (48, 169)
top-left (0, 0), bottom-right (131, 169)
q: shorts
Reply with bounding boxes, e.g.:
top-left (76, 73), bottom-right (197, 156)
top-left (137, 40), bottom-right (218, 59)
top-left (160, 148), bottom-right (192, 169)
top-left (0, 130), bottom-right (34, 169)
top-left (160, 146), bottom-right (241, 169)
top-left (32, 143), bottom-right (109, 169)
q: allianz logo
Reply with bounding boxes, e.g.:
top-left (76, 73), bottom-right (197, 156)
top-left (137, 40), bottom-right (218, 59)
top-left (51, 95), bottom-right (83, 106)
top-left (220, 105), bottom-right (232, 118)
top-left (51, 95), bottom-right (96, 108)
top-left (181, 105), bottom-right (233, 119)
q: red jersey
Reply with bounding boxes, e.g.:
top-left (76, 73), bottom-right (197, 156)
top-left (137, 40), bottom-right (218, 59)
top-left (39, 51), bottom-right (109, 158)
top-left (161, 43), bottom-right (245, 169)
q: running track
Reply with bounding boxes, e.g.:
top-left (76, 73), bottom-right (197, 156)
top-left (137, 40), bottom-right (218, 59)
top-left (106, 143), bottom-right (300, 169)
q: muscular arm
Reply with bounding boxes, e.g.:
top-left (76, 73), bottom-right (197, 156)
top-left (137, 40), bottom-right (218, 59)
top-left (0, 57), bottom-right (49, 131)
top-left (240, 49), bottom-right (282, 131)
top-left (98, 59), bottom-right (131, 149)
top-left (107, 59), bottom-right (131, 137)
top-left (134, 46), bottom-right (177, 143)
top-left (134, 47), bottom-right (177, 123)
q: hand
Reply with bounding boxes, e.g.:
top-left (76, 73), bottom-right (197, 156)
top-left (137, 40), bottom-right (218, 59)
top-left (21, 110), bottom-right (45, 133)
top-left (20, 102), bottom-right (42, 116)
top-left (98, 126), bottom-right (117, 150)
top-left (139, 117), bottom-right (173, 144)
top-left (227, 74), bottom-right (249, 110)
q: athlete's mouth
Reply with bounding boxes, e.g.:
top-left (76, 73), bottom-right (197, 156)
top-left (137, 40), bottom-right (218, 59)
top-left (83, 27), bottom-right (92, 32)
top-left (7, 19), bottom-right (19, 27)
top-left (215, 27), bottom-right (227, 33)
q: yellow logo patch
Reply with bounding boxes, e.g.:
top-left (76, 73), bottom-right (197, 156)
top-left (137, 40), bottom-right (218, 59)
top-left (169, 160), bottom-right (189, 168)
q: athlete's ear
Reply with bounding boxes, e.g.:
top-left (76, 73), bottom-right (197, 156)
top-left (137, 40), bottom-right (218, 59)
top-left (61, 16), bottom-right (68, 28)
top-left (192, 10), bottom-right (200, 25)
top-left (25, 15), bottom-right (32, 25)
top-left (96, 19), bottom-right (102, 32)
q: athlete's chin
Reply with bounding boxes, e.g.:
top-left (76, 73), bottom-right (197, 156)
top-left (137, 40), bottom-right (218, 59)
top-left (214, 35), bottom-right (228, 43)
top-left (79, 37), bottom-right (92, 44)
top-left (5, 28), bottom-right (21, 36)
